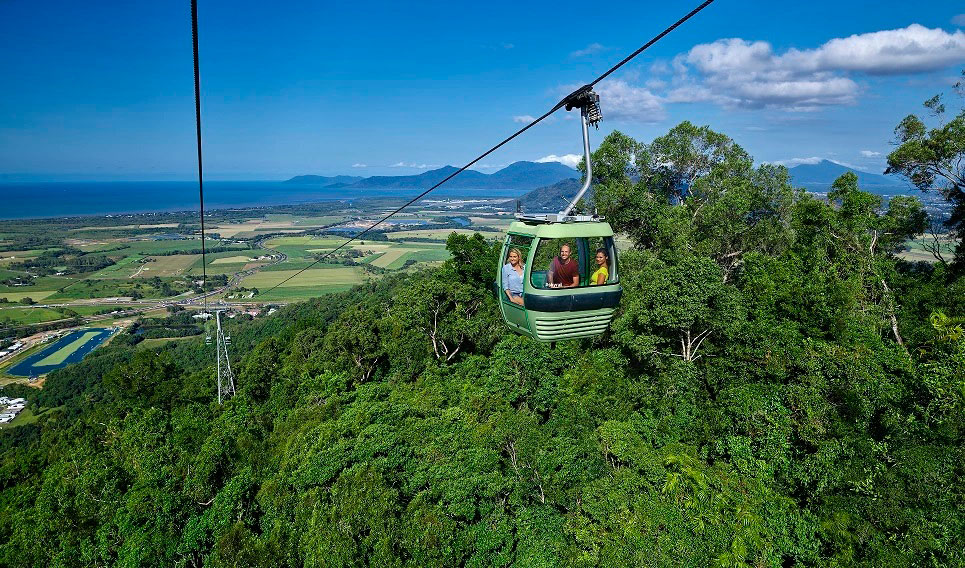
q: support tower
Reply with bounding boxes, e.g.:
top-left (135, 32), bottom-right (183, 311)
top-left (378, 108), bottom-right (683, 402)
top-left (215, 310), bottom-right (236, 404)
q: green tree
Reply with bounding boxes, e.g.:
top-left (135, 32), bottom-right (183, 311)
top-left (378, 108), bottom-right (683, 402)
top-left (886, 71), bottom-right (965, 266)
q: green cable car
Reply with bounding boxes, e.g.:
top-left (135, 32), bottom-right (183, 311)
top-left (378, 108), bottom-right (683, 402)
top-left (496, 218), bottom-right (621, 341)
top-left (495, 88), bottom-right (621, 341)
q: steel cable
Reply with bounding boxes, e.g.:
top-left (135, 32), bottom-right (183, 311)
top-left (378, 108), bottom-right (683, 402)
top-left (191, 0), bottom-right (208, 314)
top-left (262, 0), bottom-right (717, 294)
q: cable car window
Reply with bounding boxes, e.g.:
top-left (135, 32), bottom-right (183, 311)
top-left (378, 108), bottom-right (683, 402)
top-left (585, 236), bottom-right (618, 285)
top-left (531, 238), bottom-right (582, 288)
top-left (531, 236), bottom-right (617, 289)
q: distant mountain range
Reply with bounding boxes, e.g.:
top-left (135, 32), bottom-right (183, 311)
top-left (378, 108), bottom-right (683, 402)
top-left (285, 159), bottom-right (913, 213)
top-left (285, 161), bottom-right (578, 191)
top-left (511, 159), bottom-right (917, 214)
top-left (286, 175), bottom-right (364, 186)
top-left (786, 160), bottom-right (911, 195)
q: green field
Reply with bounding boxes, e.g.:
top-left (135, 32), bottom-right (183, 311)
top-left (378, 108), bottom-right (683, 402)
top-left (0, 290), bottom-right (57, 302)
top-left (210, 255), bottom-right (255, 264)
top-left (386, 228), bottom-right (502, 240)
top-left (899, 234), bottom-right (956, 263)
top-left (212, 214), bottom-right (347, 238)
top-left (241, 266), bottom-right (364, 288)
top-left (252, 284), bottom-right (357, 301)
top-left (0, 307), bottom-right (76, 325)
top-left (71, 223), bottom-right (180, 232)
top-left (264, 236), bottom-right (344, 260)
top-left (0, 276), bottom-right (73, 297)
top-left (240, 267), bottom-right (365, 300)
top-left (136, 336), bottom-right (197, 349)
top-left (189, 249), bottom-right (271, 275)
top-left (0, 407), bottom-right (37, 429)
top-left (87, 255), bottom-right (142, 278)
top-left (0, 210), bottom-right (500, 309)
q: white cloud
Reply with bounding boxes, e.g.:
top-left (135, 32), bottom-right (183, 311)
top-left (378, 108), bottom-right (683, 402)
top-left (536, 154), bottom-right (582, 168)
top-left (770, 156), bottom-right (823, 167)
top-left (953, 14), bottom-right (965, 26)
top-left (645, 78), bottom-right (667, 89)
top-left (571, 43), bottom-right (607, 58)
top-left (513, 115), bottom-right (536, 124)
top-left (389, 162), bottom-right (439, 169)
top-left (594, 80), bottom-right (666, 122)
top-left (670, 38), bottom-right (860, 110)
top-left (650, 60), bottom-right (671, 74)
top-left (550, 24), bottom-right (964, 121)
top-left (665, 24), bottom-right (965, 111)
top-left (859, 150), bottom-right (882, 158)
top-left (804, 25), bottom-right (965, 74)
top-left (351, 163), bottom-right (367, 168)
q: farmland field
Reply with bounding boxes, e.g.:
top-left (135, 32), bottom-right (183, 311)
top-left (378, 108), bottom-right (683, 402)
top-left (898, 234), bottom-right (956, 263)
top-left (211, 255), bottom-right (256, 264)
top-left (240, 267), bottom-right (366, 300)
top-left (370, 248), bottom-right (409, 268)
top-left (188, 249), bottom-right (270, 275)
top-left (135, 255), bottom-right (200, 276)
top-left (0, 290), bottom-right (57, 302)
top-left (0, 204), bottom-right (510, 324)
top-left (213, 214), bottom-right (347, 238)
top-left (0, 307), bottom-right (76, 325)
top-left (71, 223), bottom-right (180, 231)
top-left (386, 228), bottom-right (502, 240)
top-left (241, 267), bottom-right (364, 288)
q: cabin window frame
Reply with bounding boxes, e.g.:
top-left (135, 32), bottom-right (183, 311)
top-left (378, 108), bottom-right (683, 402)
top-left (500, 233), bottom-right (533, 308)
top-left (529, 236), bottom-right (618, 289)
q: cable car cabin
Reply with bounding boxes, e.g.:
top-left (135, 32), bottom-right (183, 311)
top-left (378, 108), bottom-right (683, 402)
top-left (494, 85), bottom-right (619, 341)
top-left (496, 217), bottom-right (621, 342)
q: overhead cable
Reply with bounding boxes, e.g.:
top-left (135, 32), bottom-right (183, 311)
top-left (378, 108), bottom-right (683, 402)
top-left (191, 0), bottom-right (209, 314)
top-left (262, 0), bottom-right (717, 294)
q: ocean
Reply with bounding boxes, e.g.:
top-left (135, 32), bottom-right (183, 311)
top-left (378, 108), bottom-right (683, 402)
top-left (0, 181), bottom-right (520, 220)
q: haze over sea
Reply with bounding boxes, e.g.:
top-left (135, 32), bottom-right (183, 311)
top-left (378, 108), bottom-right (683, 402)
top-left (0, 181), bottom-right (519, 221)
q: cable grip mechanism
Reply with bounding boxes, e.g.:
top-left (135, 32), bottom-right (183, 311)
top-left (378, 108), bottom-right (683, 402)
top-left (562, 85), bottom-right (603, 128)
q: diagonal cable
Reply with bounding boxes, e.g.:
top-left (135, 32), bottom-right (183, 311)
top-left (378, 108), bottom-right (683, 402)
top-left (191, 0), bottom-right (208, 314)
top-left (262, 0), bottom-right (716, 295)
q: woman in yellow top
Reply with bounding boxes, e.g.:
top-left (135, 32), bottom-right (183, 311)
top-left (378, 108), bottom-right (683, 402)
top-left (590, 248), bottom-right (609, 285)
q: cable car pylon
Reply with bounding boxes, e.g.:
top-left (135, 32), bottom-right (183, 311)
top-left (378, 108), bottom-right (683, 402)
top-left (215, 310), bottom-right (236, 404)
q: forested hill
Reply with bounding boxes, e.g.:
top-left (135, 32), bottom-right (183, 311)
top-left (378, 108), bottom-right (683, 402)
top-left (518, 178), bottom-right (583, 212)
top-left (1, 122), bottom-right (963, 566)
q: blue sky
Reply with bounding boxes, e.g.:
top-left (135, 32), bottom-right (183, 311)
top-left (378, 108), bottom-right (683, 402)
top-left (1, 0), bottom-right (963, 181)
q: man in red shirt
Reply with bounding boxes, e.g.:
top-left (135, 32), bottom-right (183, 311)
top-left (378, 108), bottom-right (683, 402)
top-left (548, 243), bottom-right (580, 288)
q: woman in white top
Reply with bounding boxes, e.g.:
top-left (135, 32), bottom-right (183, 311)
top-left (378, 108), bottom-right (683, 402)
top-left (501, 248), bottom-right (524, 305)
